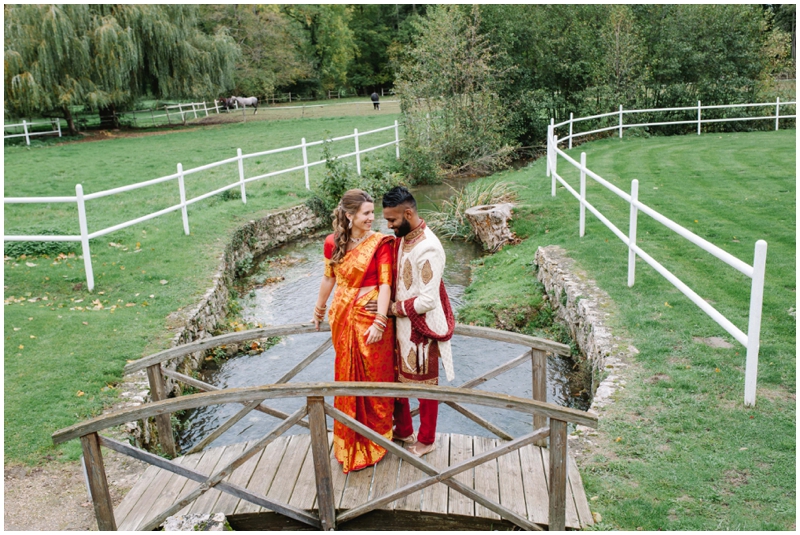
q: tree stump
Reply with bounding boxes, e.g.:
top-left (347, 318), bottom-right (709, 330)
top-left (465, 203), bottom-right (517, 252)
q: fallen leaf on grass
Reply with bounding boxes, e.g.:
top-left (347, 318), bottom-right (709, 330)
top-left (29, 335), bottom-right (35, 339)
top-left (160, 280), bottom-right (168, 285)
top-left (125, 303), bottom-right (136, 307)
top-left (18, 345), bottom-right (23, 350)
top-left (13, 327), bottom-right (20, 331)
top-left (592, 512), bottom-right (602, 523)
top-left (739, 447), bottom-right (748, 451)
top-left (715, 368), bottom-right (720, 373)
top-left (25, 262), bottom-right (37, 267)
top-left (664, 302), bottom-right (672, 308)
top-left (76, 391), bottom-right (85, 397)
top-left (615, 436), bottom-right (622, 442)
top-left (82, 321), bottom-right (88, 325)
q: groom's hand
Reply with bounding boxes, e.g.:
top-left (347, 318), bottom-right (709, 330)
top-left (363, 299), bottom-right (378, 313)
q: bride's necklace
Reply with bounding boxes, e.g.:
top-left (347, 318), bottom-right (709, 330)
top-left (350, 231), bottom-right (371, 244)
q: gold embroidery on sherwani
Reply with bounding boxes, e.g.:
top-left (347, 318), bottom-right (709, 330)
top-left (406, 348), bottom-right (417, 373)
top-left (402, 258), bottom-right (413, 290)
top-left (421, 260), bottom-right (433, 285)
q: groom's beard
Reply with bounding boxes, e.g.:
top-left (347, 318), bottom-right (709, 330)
top-left (393, 217), bottom-right (412, 237)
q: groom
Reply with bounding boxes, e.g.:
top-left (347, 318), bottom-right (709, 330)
top-left (377, 186), bottom-right (455, 456)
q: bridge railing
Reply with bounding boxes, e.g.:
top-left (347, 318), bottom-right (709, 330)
top-left (544, 101), bottom-right (796, 407)
top-left (54, 322), bottom-right (586, 530)
top-left (4, 121), bottom-right (402, 291)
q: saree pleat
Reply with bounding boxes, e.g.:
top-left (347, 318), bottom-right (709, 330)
top-left (328, 234), bottom-right (395, 473)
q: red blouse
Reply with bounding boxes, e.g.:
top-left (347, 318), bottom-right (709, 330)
top-left (324, 233), bottom-right (392, 287)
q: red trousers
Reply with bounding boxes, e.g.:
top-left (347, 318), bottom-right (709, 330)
top-left (393, 398), bottom-right (438, 445)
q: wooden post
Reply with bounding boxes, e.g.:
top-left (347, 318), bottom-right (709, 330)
top-left (531, 349), bottom-right (547, 446)
top-left (22, 119), bottom-right (30, 146)
top-left (81, 432), bottom-right (117, 531)
top-left (307, 397), bottom-right (335, 530)
top-left (548, 419), bottom-right (568, 531)
top-left (165, 105), bottom-right (171, 126)
top-left (150, 108), bottom-right (156, 128)
top-left (146, 364), bottom-right (176, 457)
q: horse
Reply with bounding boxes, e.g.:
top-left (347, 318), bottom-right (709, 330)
top-left (231, 96), bottom-right (259, 114)
top-left (217, 97), bottom-right (235, 111)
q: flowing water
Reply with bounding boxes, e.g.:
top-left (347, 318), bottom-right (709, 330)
top-left (178, 179), bottom-right (580, 452)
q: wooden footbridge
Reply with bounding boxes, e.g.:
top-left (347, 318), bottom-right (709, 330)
top-left (53, 323), bottom-right (598, 531)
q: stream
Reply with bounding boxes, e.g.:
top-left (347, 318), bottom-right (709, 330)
top-left (178, 179), bottom-right (580, 452)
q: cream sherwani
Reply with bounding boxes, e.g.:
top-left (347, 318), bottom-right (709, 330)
top-left (394, 225), bottom-right (455, 383)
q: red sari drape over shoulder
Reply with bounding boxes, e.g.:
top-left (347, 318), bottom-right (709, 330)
top-left (324, 232), bottom-right (395, 473)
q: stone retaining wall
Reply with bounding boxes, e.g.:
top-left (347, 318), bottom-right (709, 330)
top-left (534, 245), bottom-right (636, 421)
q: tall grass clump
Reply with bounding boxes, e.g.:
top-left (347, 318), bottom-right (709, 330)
top-left (423, 179), bottom-right (517, 241)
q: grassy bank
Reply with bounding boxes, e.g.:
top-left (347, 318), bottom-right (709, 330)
top-left (4, 113), bottom-right (400, 464)
top-left (458, 130), bottom-right (795, 530)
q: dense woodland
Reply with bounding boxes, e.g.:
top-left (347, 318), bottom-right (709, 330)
top-left (4, 4), bottom-right (796, 166)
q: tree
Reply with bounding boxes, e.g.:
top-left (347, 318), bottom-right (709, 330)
top-left (282, 5), bottom-right (356, 95)
top-left (396, 5), bottom-right (514, 181)
top-left (4, 5), bottom-right (238, 134)
top-left (199, 5), bottom-right (312, 98)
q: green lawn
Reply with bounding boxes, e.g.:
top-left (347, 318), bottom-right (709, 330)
top-left (459, 129), bottom-right (796, 530)
top-left (3, 112), bottom-right (400, 463)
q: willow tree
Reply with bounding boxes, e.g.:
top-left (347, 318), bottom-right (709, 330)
top-left (4, 4), bottom-right (238, 134)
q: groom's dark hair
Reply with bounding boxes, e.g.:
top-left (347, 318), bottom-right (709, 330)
top-left (382, 186), bottom-right (416, 210)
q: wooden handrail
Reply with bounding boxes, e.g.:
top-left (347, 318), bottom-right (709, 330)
top-left (52, 382), bottom-right (597, 445)
top-left (122, 322), bottom-right (570, 374)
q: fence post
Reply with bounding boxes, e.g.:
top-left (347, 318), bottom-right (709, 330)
top-left (697, 100), bottom-right (702, 135)
top-left (54, 118), bottom-right (62, 137)
top-left (579, 152), bottom-right (587, 237)
top-left (308, 397), bottom-right (336, 530)
top-left (354, 128), bottom-right (361, 175)
top-left (237, 148), bottom-right (247, 204)
top-left (80, 433), bottom-right (117, 531)
top-left (22, 120), bottom-right (30, 146)
top-left (627, 179), bottom-right (639, 287)
top-left (75, 184), bottom-right (95, 291)
top-left (744, 240), bottom-right (768, 407)
top-left (302, 137), bottom-right (310, 190)
top-left (775, 97), bottom-right (780, 130)
top-left (548, 419), bottom-right (568, 531)
top-left (177, 163), bottom-right (190, 235)
top-left (531, 349), bottom-right (547, 447)
top-left (618, 105), bottom-right (624, 138)
top-left (165, 106), bottom-right (171, 126)
top-left (289, 92), bottom-right (292, 103)
top-left (191, 103), bottom-right (197, 119)
top-left (151, 108), bottom-right (156, 128)
top-left (551, 134), bottom-right (558, 197)
top-left (146, 364), bottom-right (177, 457)
top-left (568, 112), bottom-right (574, 150)
top-left (394, 120), bottom-right (400, 159)
top-left (203, 101), bottom-right (209, 117)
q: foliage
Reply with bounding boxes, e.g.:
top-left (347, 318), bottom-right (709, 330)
top-left (396, 6), bottom-right (516, 180)
top-left (4, 5), bottom-right (238, 133)
top-left (282, 5), bottom-right (356, 95)
top-left (198, 5), bottom-right (313, 98)
top-left (478, 4), bottom-right (779, 144)
top-left (317, 142), bottom-right (355, 215)
top-left (423, 179), bottom-right (518, 241)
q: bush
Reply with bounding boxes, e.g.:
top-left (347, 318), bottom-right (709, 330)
top-left (423, 179), bottom-right (518, 241)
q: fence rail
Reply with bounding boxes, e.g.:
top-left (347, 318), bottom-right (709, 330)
top-left (3, 118), bottom-right (62, 145)
top-left (544, 101), bottom-right (791, 406)
top-left (4, 121), bottom-right (403, 291)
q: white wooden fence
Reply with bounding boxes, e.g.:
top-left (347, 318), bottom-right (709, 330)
top-left (546, 101), bottom-right (796, 407)
top-left (3, 118), bottom-right (62, 145)
top-left (4, 121), bottom-right (403, 292)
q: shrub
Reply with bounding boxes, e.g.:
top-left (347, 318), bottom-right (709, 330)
top-left (4, 229), bottom-right (80, 257)
top-left (423, 179), bottom-right (518, 241)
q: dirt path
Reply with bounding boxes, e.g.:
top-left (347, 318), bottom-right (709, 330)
top-left (4, 451), bottom-right (146, 531)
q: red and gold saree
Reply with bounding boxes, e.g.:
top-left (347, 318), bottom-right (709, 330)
top-left (324, 232), bottom-right (395, 473)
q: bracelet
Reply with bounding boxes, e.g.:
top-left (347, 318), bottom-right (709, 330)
top-left (375, 312), bottom-right (389, 322)
top-left (373, 320), bottom-right (387, 330)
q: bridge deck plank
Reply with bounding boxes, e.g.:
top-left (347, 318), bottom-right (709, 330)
top-left (113, 432), bottom-right (589, 530)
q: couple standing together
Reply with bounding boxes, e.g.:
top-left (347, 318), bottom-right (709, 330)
top-left (312, 186), bottom-right (456, 474)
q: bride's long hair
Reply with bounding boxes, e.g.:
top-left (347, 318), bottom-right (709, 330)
top-left (330, 189), bottom-right (373, 264)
